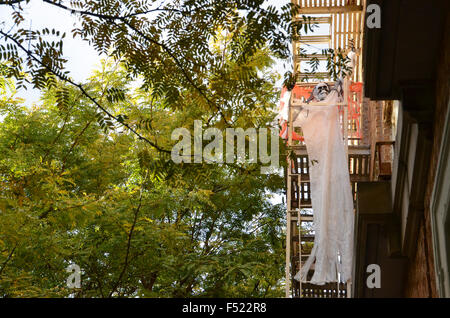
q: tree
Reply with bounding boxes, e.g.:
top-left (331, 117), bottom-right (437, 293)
top-left (0, 56), bottom-right (286, 297)
top-left (0, 0), bottom-right (306, 135)
top-left (0, 0), bottom-right (303, 296)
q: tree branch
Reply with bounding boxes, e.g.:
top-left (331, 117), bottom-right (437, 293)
top-left (0, 30), bottom-right (171, 154)
top-left (120, 19), bottom-right (231, 125)
top-left (0, 245), bottom-right (16, 276)
top-left (41, 0), bottom-right (184, 20)
top-left (0, 0), bottom-right (25, 4)
top-left (35, 0), bottom-right (231, 125)
top-left (108, 173), bottom-right (146, 297)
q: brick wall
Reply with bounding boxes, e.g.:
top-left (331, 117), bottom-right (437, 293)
top-left (368, 100), bottom-right (393, 180)
top-left (361, 97), bottom-right (370, 146)
top-left (381, 101), bottom-right (393, 162)
top-left (403, 13), bottom-right (449, 298)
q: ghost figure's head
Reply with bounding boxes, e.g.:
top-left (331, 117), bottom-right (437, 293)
top-left (313, 82), bottom-right (330, 101)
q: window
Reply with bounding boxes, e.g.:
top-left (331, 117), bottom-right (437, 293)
top-left (431, 100), bottom-right (450, 297)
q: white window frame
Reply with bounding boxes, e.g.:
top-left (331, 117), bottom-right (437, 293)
top-left (430, 98), bottom-right (450, 298)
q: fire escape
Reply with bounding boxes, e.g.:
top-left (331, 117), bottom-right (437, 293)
top-left (284, 0), bottom-right (370, 298)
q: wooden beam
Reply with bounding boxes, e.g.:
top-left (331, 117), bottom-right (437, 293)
top-left (300, 215), bottom-right (314, 222)
top-left (337, 13), bottom-right (342, 49)
top-left (297, 53), bottom-right (328, 61)
top-left (297, 72), bottom-right (330, 81)
top-left (292, 234), bottom-right (314, 242)
top-left (333, 13), bottom-right (337, 51)
top-left (294, 16), bottom-right (332, 24)
top-left (296, 5), bottom-right (363, 14)
top-left (299, 35), bottom-right (331, 43)
top-left (285, 92), bottom-right (293, 298)
top-left (343, 12), bottom-right (348, 50)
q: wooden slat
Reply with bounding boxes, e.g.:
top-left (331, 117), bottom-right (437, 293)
top-left (290, 214), bottom-right (313, 222)
top-left (299, 35), bottom-right (332, 43)
top-left (338, 13), bottom-right (341, 50)
top-left (294, 16), bottom-right (331, 24)
top-left (352, 11), bottom-right (356, 81)
top-left (347, 12), bottom-right (350, 50)
top-left (333, 13), bottom-right (337, 51)
top-left (355, 11), bottom-right (361, 81)
top-left (300, 215), bottom-right (314, 222)
top-left (297, 5), bottom-right (363, 14)
top-left (297, 72), bottom-right (330, 81)
top-left (292, 234), bottom-right (314, 242)
top-left (344, 12), bottom-right (347, 50)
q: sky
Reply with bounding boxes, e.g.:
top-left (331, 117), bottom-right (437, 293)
top-left (0, 0), bottom-right (103, 104)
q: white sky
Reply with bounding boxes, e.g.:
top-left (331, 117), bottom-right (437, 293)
top-left (0, 1), bottom-right (102, 103)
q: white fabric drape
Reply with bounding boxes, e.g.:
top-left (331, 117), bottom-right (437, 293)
top-left (292, 91), bottom-right (354, 285)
